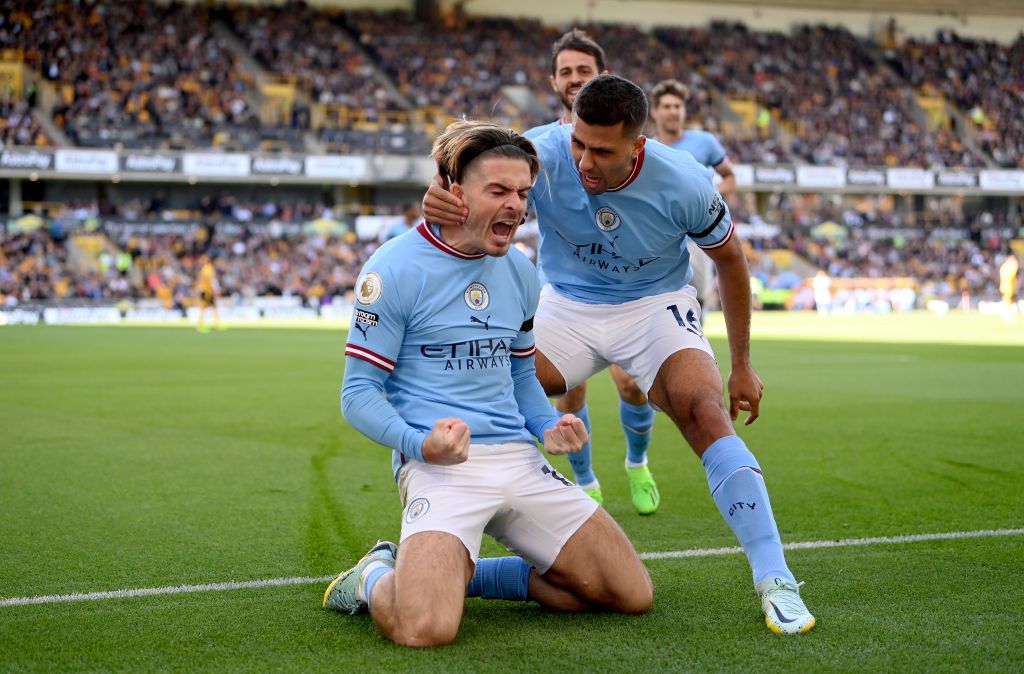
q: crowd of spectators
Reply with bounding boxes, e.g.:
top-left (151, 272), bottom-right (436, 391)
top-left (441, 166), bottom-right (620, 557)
top-left (3, 197), bottom-right (1018, 311)
top-left (0, 0), bottom-right (298, 151)
top-left (344, 10), bottom-right (559, 128)
top-left (891, 30), bottom-right (1024, 168)
top-left (222, 2), bottom-right (401, 115)
top-left (0, 223), bottom-right (380, 307)
top-left (0, 95), bottom-right (50, 147)
top-left (0, 2), bottom-right (1020, 167)
top-left (655, 22), bottom-right (984, 168)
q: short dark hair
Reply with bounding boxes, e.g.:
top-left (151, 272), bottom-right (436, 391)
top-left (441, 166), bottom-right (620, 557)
top-left (573, 75), bottom-right (648, 138)
top-left (651, 79), bottom-right (689, 107)
top-left (550, 29), bottom-right (606, 76)
top-left (432, 120), bottom-right (539, 185)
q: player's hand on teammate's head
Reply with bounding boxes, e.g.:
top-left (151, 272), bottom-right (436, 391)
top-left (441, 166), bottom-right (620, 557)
top-left (423, 174), bottom-right (468, 227)
top-left (728, 365), bottom-right (764, 426)
top-left (542, 414), bottom-right (589, 455)
top-left (422, 417), bottom-right (471, 464)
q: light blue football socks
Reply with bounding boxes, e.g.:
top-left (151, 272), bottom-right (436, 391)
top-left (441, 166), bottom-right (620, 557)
top-left (362, 564), bottom-right (393, 610)
top-left (620, 400), bottom-right (655, 465)
top-left (466, 557), bottom-right (532, 601)
top-left (702, 435), bottom-right (794, 585)
top-left (563, 403), bottom-right (597, 487)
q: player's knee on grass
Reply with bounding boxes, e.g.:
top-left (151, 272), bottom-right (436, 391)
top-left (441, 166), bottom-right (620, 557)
top-left (395, 612), bottom-right (461, 648)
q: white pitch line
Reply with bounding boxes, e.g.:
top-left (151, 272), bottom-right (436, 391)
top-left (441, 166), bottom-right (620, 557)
top-left (639, 527), bottom-right (1024, 560)
top-left (2, 527), bottom-right (1022, 608)
top-left (0, 575), bottom-right (336, 608)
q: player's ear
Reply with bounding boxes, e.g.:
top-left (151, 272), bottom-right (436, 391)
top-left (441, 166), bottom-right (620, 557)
top-left (451, 182), bottom-right (465, 200)
top-left (549, 75), bottom-right (557, 93)
top-left (633, 134), bottom-right (646, 156)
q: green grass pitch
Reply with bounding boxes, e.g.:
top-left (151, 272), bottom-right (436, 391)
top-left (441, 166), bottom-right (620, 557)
top-left (1, 313), bottom-right (1022, 671)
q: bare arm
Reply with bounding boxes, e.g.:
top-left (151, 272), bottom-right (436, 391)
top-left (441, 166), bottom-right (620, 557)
top-left (703, 233), bottom-right (764, 425)
top-left (714, 159), bottom-right (737, 196)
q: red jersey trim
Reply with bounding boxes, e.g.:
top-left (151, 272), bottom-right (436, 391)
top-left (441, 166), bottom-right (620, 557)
top-left (416, 222), bottom-right (484, 260)
top-left (697, 222), bottom-right (735, 250)
top-left (345, 344), bottom-right (396, 372)
top-left (607, 144), bottom-right (646, 192)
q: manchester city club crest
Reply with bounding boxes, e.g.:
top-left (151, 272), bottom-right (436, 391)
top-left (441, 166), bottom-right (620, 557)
top-left (405, 497), bottom-right (430, 523)
top-left (356, 272), bottom-right (382, 305)
top-left (595, 206), bottom-right (621, 232)
top-left (464, 282), bottom-right (490, 310)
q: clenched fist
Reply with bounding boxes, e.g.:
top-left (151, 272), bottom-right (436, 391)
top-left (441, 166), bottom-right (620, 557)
top-left (421, 417), bottom-right (471, 465)
top-left (543, 414), bottom-right (589, 455)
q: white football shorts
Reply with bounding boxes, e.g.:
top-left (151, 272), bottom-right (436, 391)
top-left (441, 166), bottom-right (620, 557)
top-left (534, 284), bottom-right (715, 395)
top-left (396, 441), bottom-right (598, 574)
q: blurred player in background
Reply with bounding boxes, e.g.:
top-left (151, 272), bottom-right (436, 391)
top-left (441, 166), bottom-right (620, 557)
top-left (379, 203), bottom-right (421, 243)
top-left (999, 250), bottom-right (1019, 320)
top-left (326, 120), bottom-right (652, 647)
top-left (195, 253), bottom-right (221, 332)
top-left (425, 76), bottom-right (815, 635)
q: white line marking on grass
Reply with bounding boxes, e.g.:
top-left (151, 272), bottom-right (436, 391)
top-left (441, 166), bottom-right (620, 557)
top-left (0, 575), bottom-right (335, 607)
top-left (2, 528), bottom-right (1021, 608)
top-left (639, 527), bottom-right (1024, 560)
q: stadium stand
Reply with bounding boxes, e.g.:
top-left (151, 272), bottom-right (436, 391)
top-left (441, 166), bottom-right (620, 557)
top-left (0, 1), bottom-right (1019, 167)
top-left (1, 3), bottom-right (1021, 318)
top-left (890, 31), bottom-right (1024, 168)
top-left (654, 22), bottom-right (984, 168)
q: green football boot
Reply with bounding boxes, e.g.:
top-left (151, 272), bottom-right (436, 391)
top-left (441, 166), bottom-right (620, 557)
top-left (625, 464), bottom-right (660, 515)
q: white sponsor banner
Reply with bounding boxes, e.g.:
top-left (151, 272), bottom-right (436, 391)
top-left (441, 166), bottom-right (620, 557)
top-left (736, 222), bottom-right (781, 239)
top-left (935, 170), bottom-right (977, 188)
top-left (122, 308), bottom-right (187, 322)
top-left (731, 164), bottom-right (754, 187)
top-left (886, 168), bottom-right (935, 190)
top-left (305, 155), bottom-right (368, 180)
top-left (0, 309), bottom-right (42, 325)
top-left (1, 149), bottom-right (53, 170)
top-left (796, 166), bottom-right (846, 189)
top-left (42, 307), bottom-right (122, 325)
top-left (182, 153), bottom-right (251, 177)
top-left (754, 166), bottom-right (796, 184)
top-left (251, 156), bottom-right (303, 175)
top-left (979, 170), bottom-right (1024, 192)
top-left (54, 149), bottom-right (118, 174)
top-left (847, 168), bottom-right (886, 186)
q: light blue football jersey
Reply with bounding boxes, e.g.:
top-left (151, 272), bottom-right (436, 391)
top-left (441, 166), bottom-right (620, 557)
top-left (524, 118), bottom-right (565, 140)
top-left (528, 125), bottom-right (733, 304)
top-left (342, 223), bottom-right (558, 477)
top-left (664, 129), bottom-right (727, 168)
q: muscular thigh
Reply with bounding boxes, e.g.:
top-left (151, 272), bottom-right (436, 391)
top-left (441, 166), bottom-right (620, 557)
top-left (542, 508), bottom-right (651, 611)
top-left (392, 531), bottom-right (473, 622)
top-left (605, 286), bottom-right (715, 396)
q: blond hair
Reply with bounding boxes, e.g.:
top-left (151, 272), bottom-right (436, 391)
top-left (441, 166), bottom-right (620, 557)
top-left (432, 120), bottom-right (539, 185)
